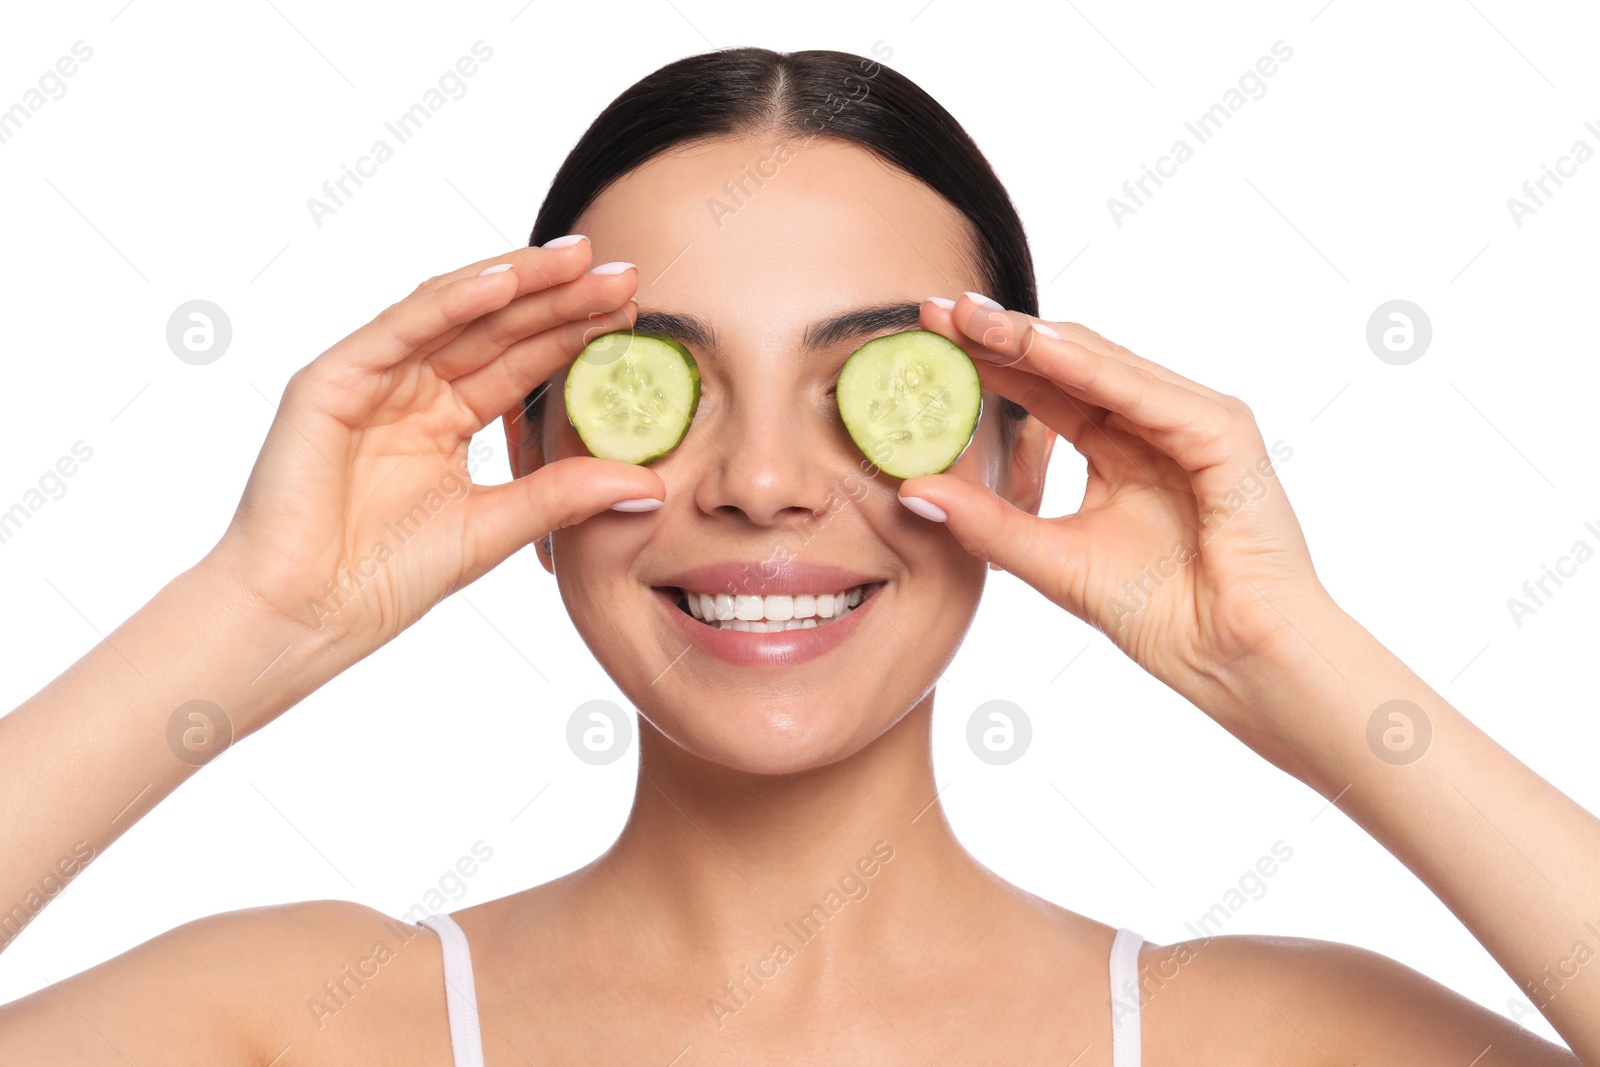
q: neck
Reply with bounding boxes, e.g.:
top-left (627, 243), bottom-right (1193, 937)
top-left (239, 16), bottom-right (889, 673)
top-left (575, 692), bottom-right (997, 967)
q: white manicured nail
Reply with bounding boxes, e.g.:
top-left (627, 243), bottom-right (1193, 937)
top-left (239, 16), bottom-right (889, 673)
top-left (899, 495), bottom-right (948, 522)
top-left (962, 291), bottom-right (1002, 310)
top-left (542, 233), bottom-right (587, 248)
top-left (926, 296), bottom-right (956, 309)
top-left (610, 497), bottom-right (663, 512)
top-left (476, 262), bottom-right (514, 276)
top-left (589, 261), bottom-right (636, 275)
top-left (1031, 321), bottom-right (1063, 340)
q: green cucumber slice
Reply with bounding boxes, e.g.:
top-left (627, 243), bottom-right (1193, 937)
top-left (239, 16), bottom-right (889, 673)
top-left (564, 331), bottom-right (701, 465)
top-left (838, 329), bottom-right (982, 478)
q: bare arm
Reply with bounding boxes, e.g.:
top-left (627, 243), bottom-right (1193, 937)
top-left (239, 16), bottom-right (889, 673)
top-left (1203, 605), bottom-right (1600, 1062)
top-left (0, 900), bottom-right (451, 1066)
top-left (1139, 934), bottom-right (1582, 1065)
top-left (902, 297), bottom-right (1600, 1062)
top-left (0, 238), bottom-right (662, 963)
top-left (0, 557), bottom-right (333, 951)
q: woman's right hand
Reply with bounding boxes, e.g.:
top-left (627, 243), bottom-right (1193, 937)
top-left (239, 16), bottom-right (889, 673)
top-left (200, 239), bottom-right (661, 670)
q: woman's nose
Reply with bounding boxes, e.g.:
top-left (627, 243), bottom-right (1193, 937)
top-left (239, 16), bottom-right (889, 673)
top-left (685, 395), bottom-right (848, 528)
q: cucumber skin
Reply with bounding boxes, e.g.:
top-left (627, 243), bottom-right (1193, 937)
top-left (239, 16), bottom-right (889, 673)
top-left (837, 329), bottom-right (983, 479)
top-left (564, 331), bottom-right (701, 466)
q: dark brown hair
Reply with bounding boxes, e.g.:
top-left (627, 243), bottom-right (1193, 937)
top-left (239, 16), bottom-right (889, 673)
top-left (523, 46), bottom-right (1033, 444)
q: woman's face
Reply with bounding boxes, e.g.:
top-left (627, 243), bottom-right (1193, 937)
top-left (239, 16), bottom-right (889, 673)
top-left (505, 135), bottom-right (1052, 775)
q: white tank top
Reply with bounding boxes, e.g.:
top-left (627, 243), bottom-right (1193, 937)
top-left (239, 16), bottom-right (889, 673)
top-left (418, 914), bottom-right (1144, 1067)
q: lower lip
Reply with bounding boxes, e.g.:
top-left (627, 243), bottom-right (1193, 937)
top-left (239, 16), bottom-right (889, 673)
top-left (653, 586), bottom-right (880, 669)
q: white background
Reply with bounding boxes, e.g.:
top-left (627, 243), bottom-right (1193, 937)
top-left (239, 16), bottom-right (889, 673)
top-left (2, 0), bottom-right (1597, 1047)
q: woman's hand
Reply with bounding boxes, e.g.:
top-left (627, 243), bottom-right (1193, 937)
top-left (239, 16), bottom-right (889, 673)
top-left (201, 240), bottom-right (664, 672)
top-left (904, 294), bottom-right (1342, 750)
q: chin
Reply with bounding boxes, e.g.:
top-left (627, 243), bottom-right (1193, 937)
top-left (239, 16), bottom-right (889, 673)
top-left (639, 690), bottom-right (900, 777)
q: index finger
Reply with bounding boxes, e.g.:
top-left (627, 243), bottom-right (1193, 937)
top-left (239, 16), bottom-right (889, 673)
top-left (322, 241), bottom-right (601, 379)
top-left (967, 357), bottom-right (1108, 446)
top-left (926, 296), bottom-right (1249, 474)
top-left (924, 295), bottom-right (1233, 406)
top-left (917, 299), bottom-right (1110, 436)
top-left (421, 235), bottom-right (593, 293)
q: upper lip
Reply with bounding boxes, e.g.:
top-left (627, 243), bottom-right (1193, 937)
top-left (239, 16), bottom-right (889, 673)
top-left (654, 562), bottom-right (887, 597)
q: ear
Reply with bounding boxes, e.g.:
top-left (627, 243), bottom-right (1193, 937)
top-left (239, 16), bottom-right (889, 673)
top-left (987, 409), bottom-right (1055, 571)
top-left (500, 396), bottom-right (557, 576)
top-left (1003, 413), bottom-right (1056, 516)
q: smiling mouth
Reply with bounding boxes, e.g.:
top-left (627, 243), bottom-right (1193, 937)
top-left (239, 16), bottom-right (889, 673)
top-left (662, 583), bottom-right (886, 632)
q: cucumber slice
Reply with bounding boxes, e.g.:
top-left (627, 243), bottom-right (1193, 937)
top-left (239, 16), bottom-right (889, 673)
top-left (838, 329), bottom-right (982, 478)
top-left (564, 331), bottom-right (701, 465)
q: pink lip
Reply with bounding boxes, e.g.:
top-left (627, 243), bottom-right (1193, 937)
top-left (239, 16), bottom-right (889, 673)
top-left (652, 583), bottom-right (883, 669)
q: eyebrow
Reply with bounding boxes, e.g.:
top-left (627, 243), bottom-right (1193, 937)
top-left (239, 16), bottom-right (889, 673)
top-left (630, 301), bottom-right (926, 356)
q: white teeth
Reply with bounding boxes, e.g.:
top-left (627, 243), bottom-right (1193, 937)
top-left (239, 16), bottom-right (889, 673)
top-left (677, 584), bottom-right (872, 628)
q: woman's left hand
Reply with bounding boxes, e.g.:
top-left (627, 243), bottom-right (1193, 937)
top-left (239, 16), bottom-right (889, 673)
top-left (904, 294), bottom-right (1343, 751)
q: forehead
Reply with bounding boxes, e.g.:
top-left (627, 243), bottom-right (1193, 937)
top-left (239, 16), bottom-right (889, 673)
top-left (572, 136), bottom-right (981, 335)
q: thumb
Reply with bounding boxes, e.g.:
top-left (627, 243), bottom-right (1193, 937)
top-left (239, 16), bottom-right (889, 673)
top-left (897, 474), bottom-right (1078, 598)
top-left (464, 455), bottom-right (665, 569)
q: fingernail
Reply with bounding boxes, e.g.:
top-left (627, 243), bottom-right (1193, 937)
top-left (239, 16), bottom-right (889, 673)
top-left (589, 261), bottom-right (636, 275)
top-left (610, 497), bottom-right (663, 512)
top-left (899, 495), bottom-right (948, 522)
top-left (476, 262), bottom-right (515, 276)
top-left (542, 233), bottom-right (587, 248)
top-left (962, 291), bottom-right (1003, 311)
top-left (1031, 321), bottom-right (1063, 340)
top-left (925, 296), bottom-right (956, 309)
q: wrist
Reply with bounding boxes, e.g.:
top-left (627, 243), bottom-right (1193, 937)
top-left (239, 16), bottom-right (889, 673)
top-left (172, 552), bottom-right (344, 736)
top-left (1193, 595), bottom-right (1380, 787)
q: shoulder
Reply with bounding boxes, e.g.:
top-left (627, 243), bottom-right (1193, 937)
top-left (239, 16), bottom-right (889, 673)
top-left (0, 899), bottom-right (452, 1067)
top-left (200, 899), bottom-right (455, 1063)
top-left (1131, 933), bottom-right (1579, 1066)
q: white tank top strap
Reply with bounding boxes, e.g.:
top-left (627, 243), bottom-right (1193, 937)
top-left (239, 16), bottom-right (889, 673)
top-left (1109, 926), bottom-right (1144, 1067)
top-left (417, 911), bottom-right (1141, 1066)
top-left (417, 912), bottom-right (487, 1067)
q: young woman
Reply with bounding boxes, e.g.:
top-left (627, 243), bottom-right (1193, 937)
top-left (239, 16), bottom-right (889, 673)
top-left (1, 47), bottom-right (1595, 1066)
